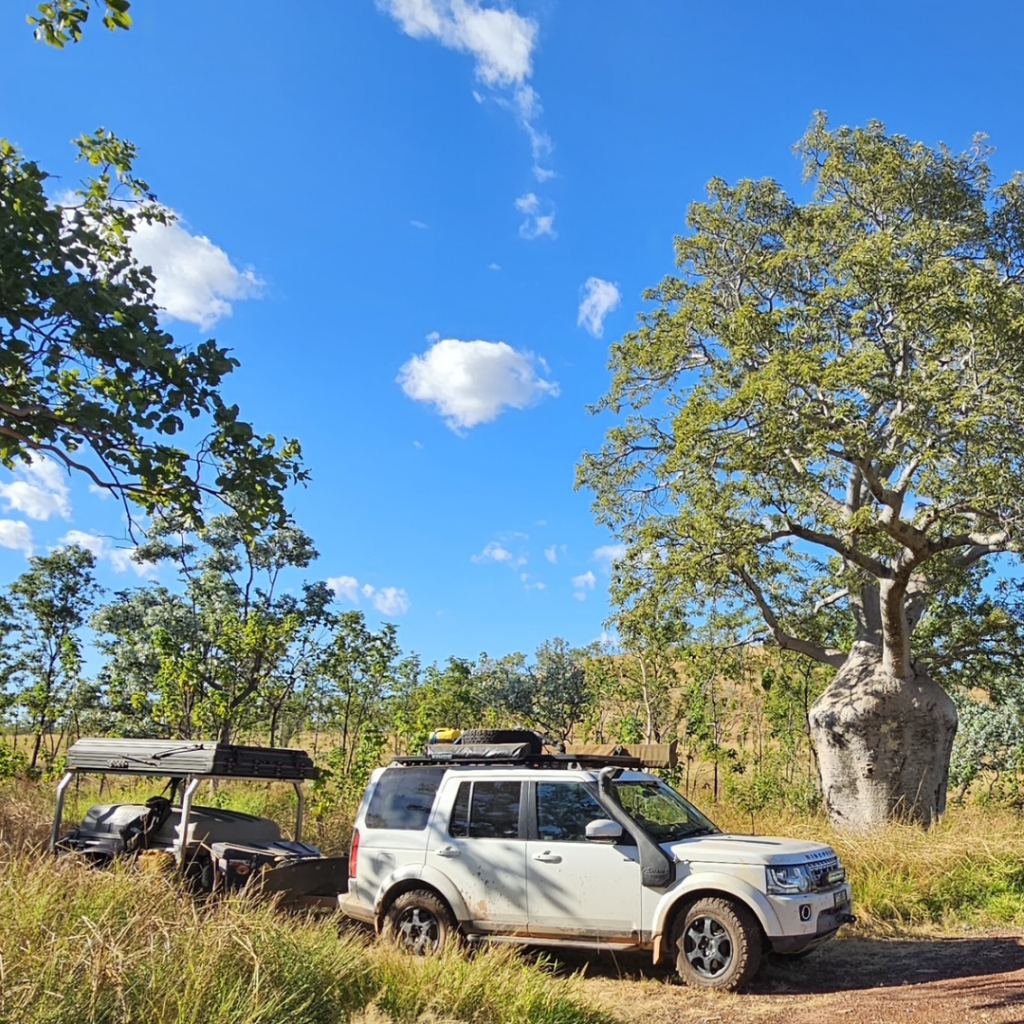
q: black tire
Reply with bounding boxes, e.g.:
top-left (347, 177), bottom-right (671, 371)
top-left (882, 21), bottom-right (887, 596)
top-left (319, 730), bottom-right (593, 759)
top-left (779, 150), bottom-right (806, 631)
top-left (672, 897), bottom-right (762, 991)
top-left (459, 728), bottom-right (542, 752)
top-left (383, 889), bottom-right (458, 956)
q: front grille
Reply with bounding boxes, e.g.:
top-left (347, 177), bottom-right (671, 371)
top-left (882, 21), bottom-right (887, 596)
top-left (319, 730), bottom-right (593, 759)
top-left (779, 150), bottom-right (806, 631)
top-left (810, 855), bottom-right (842, 890)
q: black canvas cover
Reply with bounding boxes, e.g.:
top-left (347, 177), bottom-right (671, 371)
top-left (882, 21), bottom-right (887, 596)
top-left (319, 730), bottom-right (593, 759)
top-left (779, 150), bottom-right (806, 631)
top-left (65, 738), bottom-right (319, 780)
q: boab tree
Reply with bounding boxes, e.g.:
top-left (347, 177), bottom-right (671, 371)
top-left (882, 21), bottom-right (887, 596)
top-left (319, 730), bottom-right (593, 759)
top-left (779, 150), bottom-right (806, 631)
top-left (579, 114), bottom-right (1024, 828)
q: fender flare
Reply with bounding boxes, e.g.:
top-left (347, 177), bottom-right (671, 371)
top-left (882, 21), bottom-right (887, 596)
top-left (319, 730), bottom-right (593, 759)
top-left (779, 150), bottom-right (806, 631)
top-left (651, 873), bottom-right (783, 947)
top-left (373, 863), bottom-right (472, 925)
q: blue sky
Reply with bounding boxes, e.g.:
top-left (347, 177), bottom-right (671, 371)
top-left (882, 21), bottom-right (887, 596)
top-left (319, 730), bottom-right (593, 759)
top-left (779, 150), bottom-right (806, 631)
top-left (2, 0), bottom-right (1024, 666)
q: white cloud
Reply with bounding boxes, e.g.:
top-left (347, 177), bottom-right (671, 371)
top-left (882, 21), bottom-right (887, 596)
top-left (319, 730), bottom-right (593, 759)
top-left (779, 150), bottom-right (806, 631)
top-left (488, 262), bottom-right (501, 271)
top-left (398, 337), bottom-right (559, 431)
top-left (129, 211), bottom-right (262, 331)
top-left (327, 575), bottom-right (360, 602)
top-left (59, 530), bottom-right (156, 577)
top-left (378, 0), bottom-right (537, 85)
top-left (593, 543), bottom-right (627, 571)
top-left (329, 576), bottom-right (411, 615)
top-left (521, 572), bottom-right (545, 592)
top-left (473, 540), bottom-right (514, 564)
top-left (377, 1), bottom-right (555, 201)
top-left (516, 193), bottom-right (557, 240)
top-left (0, 455), bottom-right (71, 521)
top-left (370, 586), bottom-right (411, 616)
top-left (472, 539), bottom-right (527, 568)
top-left (572, 570), bottom-right (597, 601)
top-left (411, 219), bottom-right (428, 229)
top-left (577, 278), bottom-right (622, 338)
top-left (0, 520), bottom-right (33, 557)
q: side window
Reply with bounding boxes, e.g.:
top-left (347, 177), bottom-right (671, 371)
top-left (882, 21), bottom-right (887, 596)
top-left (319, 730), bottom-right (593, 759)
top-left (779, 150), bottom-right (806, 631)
top-left (447, 780), bottom-right (522, 839)
top-left (449, 781), bottom-right (471, 838)
top-left (364, 767), bottom-right (445, 830)
top-left (536, 782), bottom-right (606, 842)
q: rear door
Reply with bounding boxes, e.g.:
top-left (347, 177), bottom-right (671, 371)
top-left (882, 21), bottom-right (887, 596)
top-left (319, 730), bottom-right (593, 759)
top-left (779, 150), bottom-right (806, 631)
top-left (425, 777), bottom-right (528, 933)
top-left (525, 779), bottom-right (642, 939)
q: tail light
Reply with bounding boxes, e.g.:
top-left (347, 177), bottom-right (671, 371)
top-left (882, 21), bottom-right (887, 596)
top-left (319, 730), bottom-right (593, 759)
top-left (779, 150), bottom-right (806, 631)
top-left (349, 829), bottom-right (359, 878)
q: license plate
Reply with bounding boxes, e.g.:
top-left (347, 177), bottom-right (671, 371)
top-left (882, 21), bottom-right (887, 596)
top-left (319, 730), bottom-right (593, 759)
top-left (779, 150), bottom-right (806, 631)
top-left (834, 889), bottom-right (849, 908)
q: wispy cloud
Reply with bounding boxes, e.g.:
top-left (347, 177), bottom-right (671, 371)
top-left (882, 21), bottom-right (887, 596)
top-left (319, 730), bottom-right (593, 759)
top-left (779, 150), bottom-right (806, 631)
top-left (410, 219), bottom-right (428, 229)
top-left (378, 0), bottom-right (537, 85)
top-left (578, 278), bottom-right (621, 337)
top-left (398, 337), bottom-right (559, 431)
top-left (516, 193), bottom-right (556, 240)
top-left (544, 543), bottom-right (567, 564)
top-left (377, 0), bottom-right (556, 200)
top-left (572, 570), bottom-right (597, 601)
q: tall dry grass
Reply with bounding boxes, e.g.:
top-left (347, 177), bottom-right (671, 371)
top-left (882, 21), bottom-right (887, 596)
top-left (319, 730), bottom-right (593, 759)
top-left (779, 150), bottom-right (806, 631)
top-left (0, 781), bottom-right (612, 1024)
top-left (712, 802), bottom-right (1024, 930)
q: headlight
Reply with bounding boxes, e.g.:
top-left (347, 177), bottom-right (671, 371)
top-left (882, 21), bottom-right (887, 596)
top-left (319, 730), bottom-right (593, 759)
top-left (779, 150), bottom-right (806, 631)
top-left (766, 864), bottom-right (815, 894)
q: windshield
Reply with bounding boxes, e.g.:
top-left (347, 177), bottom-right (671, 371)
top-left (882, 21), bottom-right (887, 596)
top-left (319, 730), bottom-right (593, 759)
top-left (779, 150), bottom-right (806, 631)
top-left (611, 778), bottom-right (720, 843)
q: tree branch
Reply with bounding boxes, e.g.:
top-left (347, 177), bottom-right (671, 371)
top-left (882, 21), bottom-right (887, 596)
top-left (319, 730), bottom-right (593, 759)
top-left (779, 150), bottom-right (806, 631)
top-left (734, 565), bottom-right (846, 668)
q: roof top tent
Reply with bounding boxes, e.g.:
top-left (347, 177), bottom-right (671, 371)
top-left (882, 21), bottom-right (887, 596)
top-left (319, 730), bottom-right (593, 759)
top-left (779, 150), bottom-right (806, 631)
top-left (51, 738), bottom-right (320, 863)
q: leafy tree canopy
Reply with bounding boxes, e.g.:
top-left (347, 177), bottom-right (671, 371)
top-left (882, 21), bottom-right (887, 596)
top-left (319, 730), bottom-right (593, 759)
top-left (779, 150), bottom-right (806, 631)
top-left (580, 113), bottom-right (1024, 681)
top-left (0, 131), bottom-right (306, 536)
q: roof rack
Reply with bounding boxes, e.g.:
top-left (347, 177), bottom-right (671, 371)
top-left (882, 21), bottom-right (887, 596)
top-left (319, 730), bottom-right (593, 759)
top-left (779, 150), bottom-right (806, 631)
top-left (391, 752), bottom-right (645, 770)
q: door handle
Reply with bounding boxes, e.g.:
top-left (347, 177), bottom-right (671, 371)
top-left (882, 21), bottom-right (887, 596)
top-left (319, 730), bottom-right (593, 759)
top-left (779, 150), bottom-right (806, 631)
top-left (434, 846), bottom-right (461, 858)
top-left (532, 852), bottom-right (562, 863)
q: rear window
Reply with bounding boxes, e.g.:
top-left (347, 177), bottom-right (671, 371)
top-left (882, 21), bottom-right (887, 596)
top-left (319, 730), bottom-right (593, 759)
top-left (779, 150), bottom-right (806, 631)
top-left (364, 767), bottom-right (445, 830)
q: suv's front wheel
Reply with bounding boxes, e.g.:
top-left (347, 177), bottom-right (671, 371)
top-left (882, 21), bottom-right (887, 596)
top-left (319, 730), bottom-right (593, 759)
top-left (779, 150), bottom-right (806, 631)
top-left (383, 890), bottom-right (457, 955)
top-left (672, 897), bottom-right (761, 991)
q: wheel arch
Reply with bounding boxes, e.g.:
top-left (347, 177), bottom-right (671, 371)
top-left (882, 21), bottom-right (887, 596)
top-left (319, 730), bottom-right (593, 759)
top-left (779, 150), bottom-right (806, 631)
top-left (651, 876), bottom-right (778, 964)
top-left (373, 866), bottom-right (470, 931)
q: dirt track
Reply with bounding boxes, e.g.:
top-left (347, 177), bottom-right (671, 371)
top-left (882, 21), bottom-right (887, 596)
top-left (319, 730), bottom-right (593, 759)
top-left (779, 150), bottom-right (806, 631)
top-left (563, 931), bottom-right (1024, 1024)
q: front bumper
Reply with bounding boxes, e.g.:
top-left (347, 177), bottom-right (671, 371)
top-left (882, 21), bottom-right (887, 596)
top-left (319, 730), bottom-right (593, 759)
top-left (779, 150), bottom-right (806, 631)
top-left (766, 885), bottom-right (855, 954)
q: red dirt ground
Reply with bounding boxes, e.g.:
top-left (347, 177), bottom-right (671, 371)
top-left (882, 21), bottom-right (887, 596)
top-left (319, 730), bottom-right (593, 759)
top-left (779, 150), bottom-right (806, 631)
top-left (565, 931), bottom-right (1024, 1024)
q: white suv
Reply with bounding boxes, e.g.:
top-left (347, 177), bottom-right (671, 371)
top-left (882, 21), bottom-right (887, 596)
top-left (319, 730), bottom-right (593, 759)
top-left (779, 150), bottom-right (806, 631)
top-left (339, 744), bottom-right (853, 991)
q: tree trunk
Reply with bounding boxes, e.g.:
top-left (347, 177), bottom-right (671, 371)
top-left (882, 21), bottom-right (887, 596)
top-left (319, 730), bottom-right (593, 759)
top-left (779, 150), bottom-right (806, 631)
top-left (808, 642), bottom-right (958, 829)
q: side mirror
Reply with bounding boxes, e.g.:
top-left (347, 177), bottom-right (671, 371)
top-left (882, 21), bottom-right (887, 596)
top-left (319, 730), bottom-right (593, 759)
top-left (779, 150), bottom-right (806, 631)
top-left (585, 818), bottom-right (623, 842)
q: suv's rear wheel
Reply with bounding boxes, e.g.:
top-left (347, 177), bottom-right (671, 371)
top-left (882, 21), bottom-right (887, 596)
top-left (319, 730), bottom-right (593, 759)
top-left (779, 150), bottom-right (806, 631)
top-left (383, 890), bottom-right (457, 955)
top-left (672, 897), bottom-right (761, 991)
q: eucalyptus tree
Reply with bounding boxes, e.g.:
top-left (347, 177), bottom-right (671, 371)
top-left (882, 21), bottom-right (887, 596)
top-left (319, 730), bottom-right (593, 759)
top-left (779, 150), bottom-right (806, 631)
top-left (4, 545), bottom-right (101, 768)
top-left (579, 115), bottom-right (1024, 827)
top-left (475, 639), bottom-right (601, 742)
top-left (1, 131), bottom-right (305, 538)
top-left (94, 514), bottom-right (321, 742)
top-left (316, 611), bottom-right (406, 770)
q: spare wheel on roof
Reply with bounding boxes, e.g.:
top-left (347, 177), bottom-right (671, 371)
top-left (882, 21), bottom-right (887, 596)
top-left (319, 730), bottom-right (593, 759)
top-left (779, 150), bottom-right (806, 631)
top-left (458, 728), bottom-right (542, 753)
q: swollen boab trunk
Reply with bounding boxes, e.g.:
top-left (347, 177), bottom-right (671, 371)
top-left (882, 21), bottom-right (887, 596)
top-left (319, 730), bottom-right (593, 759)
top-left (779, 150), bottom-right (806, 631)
top-left (809, 642), bottom-right (958, 829)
